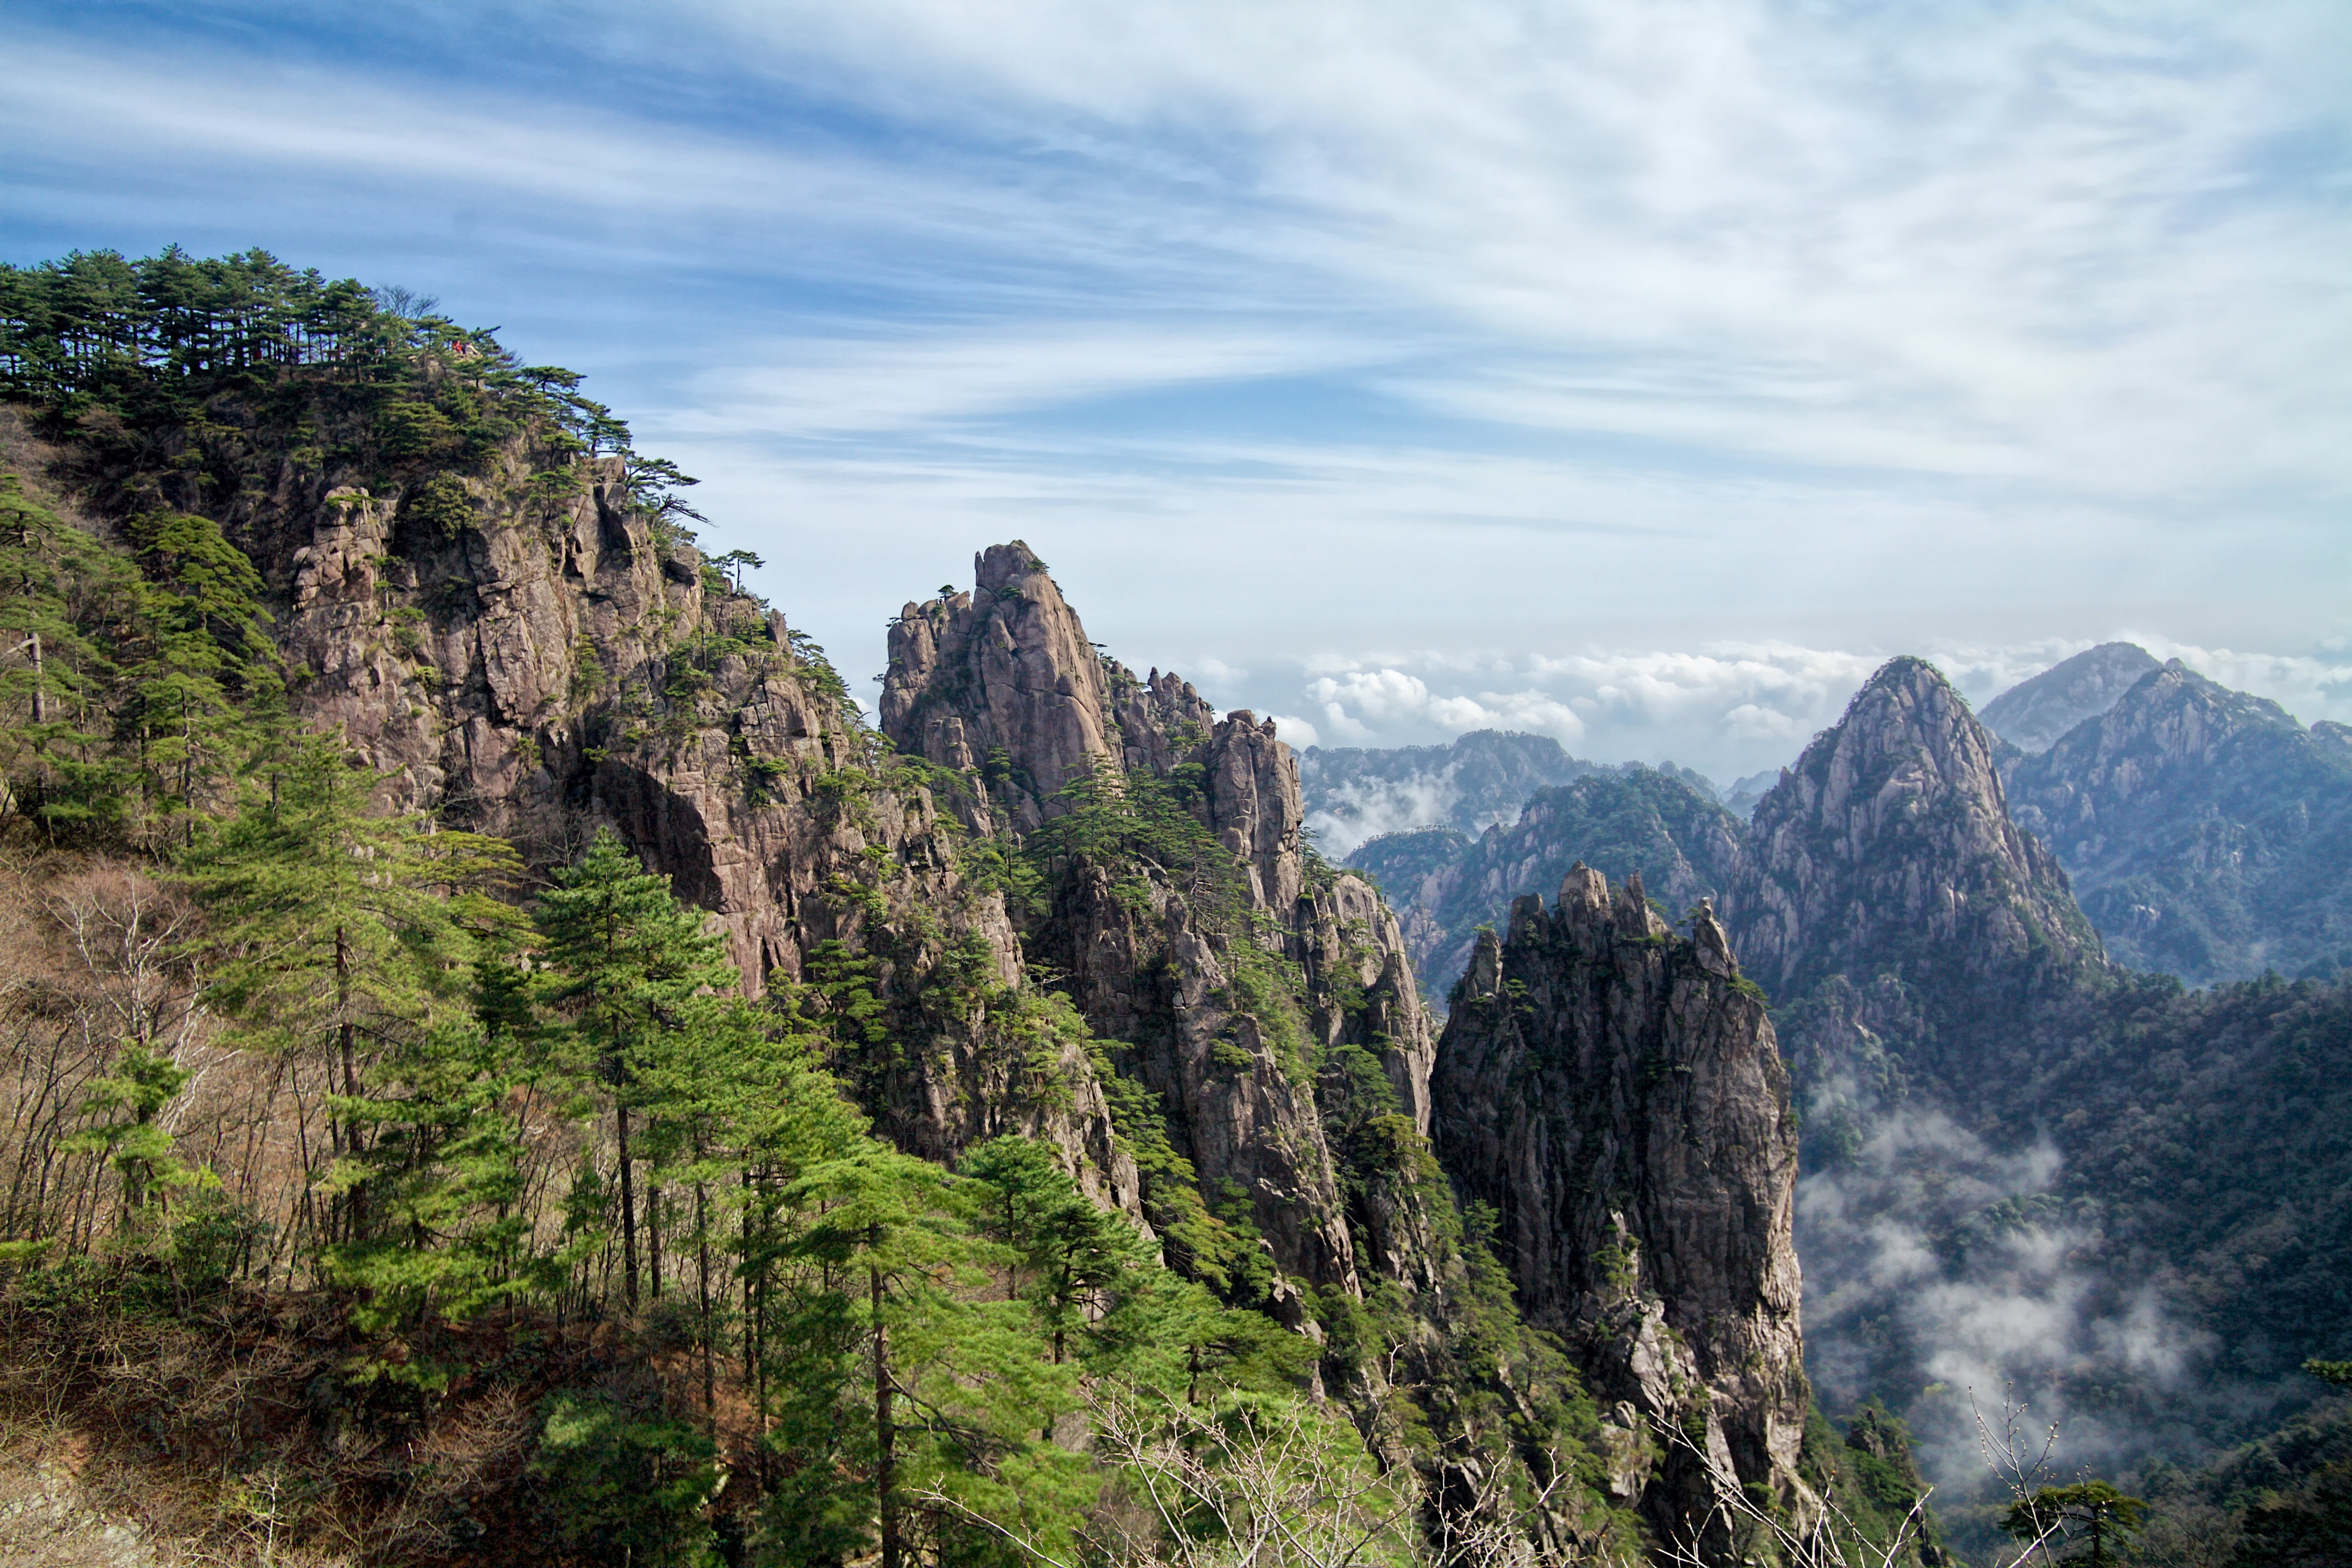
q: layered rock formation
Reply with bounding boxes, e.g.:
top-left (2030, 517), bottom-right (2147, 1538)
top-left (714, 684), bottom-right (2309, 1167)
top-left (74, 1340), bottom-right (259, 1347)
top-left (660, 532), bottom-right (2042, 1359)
top-left (1433, 871), bottom-right (1811, 1546)
top-left (1978, 640), bottom-right (2162, 753)
top-left (2007, 660), bottom-right (2352, 984)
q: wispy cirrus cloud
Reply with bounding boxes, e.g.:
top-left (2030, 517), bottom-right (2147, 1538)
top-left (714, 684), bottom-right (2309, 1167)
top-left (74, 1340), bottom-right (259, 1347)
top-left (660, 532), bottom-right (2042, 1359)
top-left (3, 0), bottom-right (2346, 752)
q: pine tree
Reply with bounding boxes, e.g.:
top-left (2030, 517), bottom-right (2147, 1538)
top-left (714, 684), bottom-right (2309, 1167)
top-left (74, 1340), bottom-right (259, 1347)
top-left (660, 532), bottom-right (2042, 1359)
top-left (179, 733), bottom-right (520, 1255)
top-left (117, 510), bottom-right (285, 845)
top-left (775, 1146), bottom-right (1088, 1568)
top-left (533, 829), bottom-right (733, 1311)
top-left (61, 1041), bottom-right (206, 1236)
top-left (0, 473), bottom-right (139, 833)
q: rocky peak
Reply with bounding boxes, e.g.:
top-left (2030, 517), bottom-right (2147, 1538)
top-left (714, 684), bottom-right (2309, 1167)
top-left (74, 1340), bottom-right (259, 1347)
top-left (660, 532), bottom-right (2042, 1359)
top-left (2026, 659), bottom-right (2306, 786)
top-left (1728, 656), bottom-right (2103, 1009)
top-left (882, 541), bottom-right (1121, 833)
top-left (884, 544), bottom-right (1312, 923)
top-left (882, 543), bottom-right (1438, 1299)
top-left (1978, 640), bottom-right (2162, 753)
top-left (1433, 865), bottom-right (1811, 1544)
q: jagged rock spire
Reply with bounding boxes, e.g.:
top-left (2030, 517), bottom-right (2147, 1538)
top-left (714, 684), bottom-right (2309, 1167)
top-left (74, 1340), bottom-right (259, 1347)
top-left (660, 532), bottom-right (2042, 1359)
top-left (1434, 863), bottom-right (1811, 1546)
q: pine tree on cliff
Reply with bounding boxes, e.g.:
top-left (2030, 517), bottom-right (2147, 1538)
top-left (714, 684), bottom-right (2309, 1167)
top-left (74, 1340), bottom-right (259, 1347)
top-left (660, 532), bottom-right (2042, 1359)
top-left (534, 828), bottom-right (733, 1311)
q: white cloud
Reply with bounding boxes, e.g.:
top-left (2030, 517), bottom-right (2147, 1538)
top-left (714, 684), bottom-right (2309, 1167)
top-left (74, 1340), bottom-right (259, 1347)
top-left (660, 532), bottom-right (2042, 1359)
top-left (679, 328), bottom-right (1369, 438)
top-left (1264, 712), bottom-right (1319, 748)
top-left (1261, 636), bottom-right (2352, 781)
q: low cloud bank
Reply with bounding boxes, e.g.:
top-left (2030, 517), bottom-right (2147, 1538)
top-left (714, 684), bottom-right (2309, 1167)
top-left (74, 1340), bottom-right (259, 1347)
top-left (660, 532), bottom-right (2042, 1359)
top-left (1258, 638), bottom-right (2352, 786)
top-left (1798, 1102), bottom-right (2219, 1492)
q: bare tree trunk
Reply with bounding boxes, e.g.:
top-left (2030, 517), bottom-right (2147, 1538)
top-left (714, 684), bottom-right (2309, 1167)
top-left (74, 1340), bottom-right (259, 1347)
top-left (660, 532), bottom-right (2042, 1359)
top-left (697, 1180), bottom-right (714, 1431)
top-left (873, 1257), bottom-right (898, 1568)
top-left (648, 1181), bottom-right (662, 1299)
top-left (335, 923), bottom-right (361, 1242)
top-left (616, 1103), bottom-right (638, 1311)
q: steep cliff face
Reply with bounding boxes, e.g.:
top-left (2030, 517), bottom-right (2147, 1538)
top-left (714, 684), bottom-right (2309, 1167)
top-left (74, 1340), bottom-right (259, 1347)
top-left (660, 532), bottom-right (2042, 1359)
top-left (2007, 660), bottom-right (2352, 985)
top-left (881, 542), bottom-right (1434, 1294)
top-left (1727, 656), bottom-right (2104, 1037)
top-left (1433, 870), bottom-right (1811, 1545)
top-left (267, 453), bottom-right (1142, 1220)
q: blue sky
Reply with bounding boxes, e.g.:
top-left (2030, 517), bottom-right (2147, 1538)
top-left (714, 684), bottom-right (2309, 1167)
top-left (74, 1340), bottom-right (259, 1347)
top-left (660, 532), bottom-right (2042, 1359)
top-left (6, 0), bottom-right (2349, 779)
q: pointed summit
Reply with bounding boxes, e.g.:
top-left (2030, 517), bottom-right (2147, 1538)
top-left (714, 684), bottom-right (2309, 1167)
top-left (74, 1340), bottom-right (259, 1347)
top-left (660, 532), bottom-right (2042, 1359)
top-left (1979, 640), bottom-right (2162, 752)
top-left (1727, 656), bottom-right (2103, 1008)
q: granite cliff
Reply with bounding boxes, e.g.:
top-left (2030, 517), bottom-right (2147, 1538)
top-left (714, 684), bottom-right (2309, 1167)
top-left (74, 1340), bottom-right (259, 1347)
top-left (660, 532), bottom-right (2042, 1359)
top-left (883, 544), bottom-right (1826, 1554)
top-left (1723, 656), bottom-right (2105, 1034)
top-left (99, 407), bottom-right (1149, 1224)
top-left (1434, 874), bottom-right (1812, 1551)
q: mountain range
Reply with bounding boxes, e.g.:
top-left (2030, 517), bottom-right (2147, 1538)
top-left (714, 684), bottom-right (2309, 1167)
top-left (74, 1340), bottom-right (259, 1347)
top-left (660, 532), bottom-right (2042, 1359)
top-left (5, 245), bottom-right (2347, 1565)
top-left (1318, 646), bottom-right (2352, 1554)
top-left (0, 248), bottom-right (1912, 1567)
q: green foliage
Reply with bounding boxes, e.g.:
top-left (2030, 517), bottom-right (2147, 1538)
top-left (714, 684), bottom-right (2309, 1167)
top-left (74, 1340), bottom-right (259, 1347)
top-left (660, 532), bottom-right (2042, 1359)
top-left (401, 471), bottom-right (475, 538)
top-left (530, 1385), bottom-right (722, 1567)
top-left (61, 1041), bottom-right (208, 1226)
top-left (2002, 1479), bottom-right (2145, 1565)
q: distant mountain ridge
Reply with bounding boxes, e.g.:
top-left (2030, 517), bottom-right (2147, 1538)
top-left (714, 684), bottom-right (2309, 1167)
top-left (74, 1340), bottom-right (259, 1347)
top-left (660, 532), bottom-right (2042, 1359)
top-left (1350, 765), bottom-right (1745, 1004)
top-left (1332, 651), bottom-right (2352, 1523)
top-left (2007, 658), bottom-right (2352, 984)
top-left (1978, 640), bottom-right (2162, 752)
top-left (1299, 729), bottom-right (1599, 855)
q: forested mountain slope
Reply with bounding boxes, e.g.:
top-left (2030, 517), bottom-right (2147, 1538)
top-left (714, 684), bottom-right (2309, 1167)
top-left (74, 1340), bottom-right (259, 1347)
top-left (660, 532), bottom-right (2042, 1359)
top-left (0, 248), bottom-right (1896, 1565)
top-left (2006, 659), bottom-right (2352, 985)
top-left (1348, 767), bottom-right (1745, 1006)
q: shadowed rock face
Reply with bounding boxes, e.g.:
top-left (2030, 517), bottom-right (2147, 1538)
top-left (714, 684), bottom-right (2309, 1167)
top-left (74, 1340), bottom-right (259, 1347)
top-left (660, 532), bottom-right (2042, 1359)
top-left (1978, 641), bottom-right (2162, 753)
top-left (1727, 656), bottom-right (2104, 1031)
top-left (1433, 871), bottom-right (1811, 1545)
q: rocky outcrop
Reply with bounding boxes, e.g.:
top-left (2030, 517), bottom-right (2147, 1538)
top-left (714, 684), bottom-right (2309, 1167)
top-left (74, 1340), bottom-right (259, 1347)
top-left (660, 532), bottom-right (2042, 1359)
top-left (1432, 869), bottom-right (1811, 1547)
top-left (1977, 641), bottom-right (2162, 754)
top-left (880, 543), bottom-right (1437, 1292)
top-left (1726, 657), bottom-right (2104, 1032)
top-left (2007, 660), bottom-right (2352, 985)
top-left (267, 455), bottom-right (1141, 1221)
